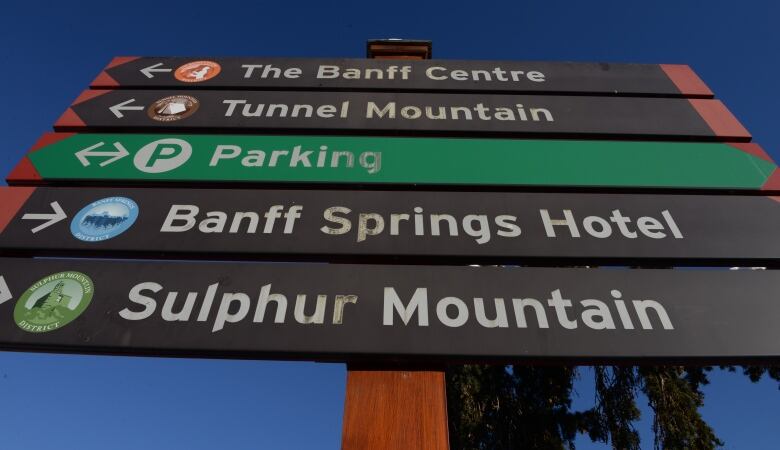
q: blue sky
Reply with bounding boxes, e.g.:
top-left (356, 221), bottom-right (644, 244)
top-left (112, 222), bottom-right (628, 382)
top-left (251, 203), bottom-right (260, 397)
top-left (1, 0), bottom-right (779, 448)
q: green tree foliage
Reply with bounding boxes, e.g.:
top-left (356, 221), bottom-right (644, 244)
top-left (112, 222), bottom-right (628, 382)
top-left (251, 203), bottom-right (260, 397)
top-left (447, 365), bottom-right (779, 449)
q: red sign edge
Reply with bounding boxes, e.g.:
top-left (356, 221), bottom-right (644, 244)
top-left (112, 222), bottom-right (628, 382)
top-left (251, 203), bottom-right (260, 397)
top-left (92, 71), bottom-right (119, 88)
top-left (726, 142), bottom-right (776, 164)
top-left (5, 133), bottom-right (75, 185)
top-left (688, 99), bottom-right (751, 141)
top-left (54, 90), bottom-right (113, 129)
top-left (0, 187), bottom-right (35, 234)
top-left (659, 64), bottom-right (714, 98)
top-left (6, 157), bottom-right (41, 185)
top-left (762, 169), bottom-right (780, 194)
top-left (91, 56), bottom-right (141, 88)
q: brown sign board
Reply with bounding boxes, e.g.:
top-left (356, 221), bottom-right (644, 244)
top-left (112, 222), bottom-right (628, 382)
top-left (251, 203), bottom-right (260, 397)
top-left (91, 57), bottom-right (713, 97)
top-left (0, 258), bottom-right (778, 363)
top-left (54, 90), bottom-right (749, 141)
top-left (2, 187), bottom-right (780, 265)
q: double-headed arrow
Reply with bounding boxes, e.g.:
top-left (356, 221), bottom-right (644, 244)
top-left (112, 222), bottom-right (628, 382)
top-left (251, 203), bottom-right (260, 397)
top-left (75, 141), bottom-right (130, 167)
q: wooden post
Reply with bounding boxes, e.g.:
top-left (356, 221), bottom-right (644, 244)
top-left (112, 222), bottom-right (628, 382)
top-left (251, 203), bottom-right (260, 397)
top-left (341, 365), bottom-right (449, 450)
top-left (341, 39), bottom-right (448, 450)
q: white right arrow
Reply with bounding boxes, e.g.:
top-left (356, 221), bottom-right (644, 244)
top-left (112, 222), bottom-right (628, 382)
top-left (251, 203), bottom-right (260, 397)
top-left (75, 141), bottom-right (130, 167)
top-left (140, 62), bottom-right (172, 79)
top-left (109, 98), bottom-right (145, 119)
top-left (22, 202), bottom-right (67, 234)
top-left (0, 276), bottom-right (11, 305)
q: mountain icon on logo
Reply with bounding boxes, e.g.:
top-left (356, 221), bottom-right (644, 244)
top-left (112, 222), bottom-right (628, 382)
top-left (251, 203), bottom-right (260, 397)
top-left (147, 95), bottom-right (200, 122)
top-left (155, 101), bottom-right (188, 116)
top-left (23, 281), bottom-right (72, 325)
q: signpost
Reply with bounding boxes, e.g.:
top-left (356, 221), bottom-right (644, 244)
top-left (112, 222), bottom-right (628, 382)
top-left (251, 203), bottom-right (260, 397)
top-left (3, 42), bottom-right (777, 450)
top-left (91, 57), bottom-right (714, 97)
top-left (54, 89), bottom-right (750, 141)
top-left (2, 186), bottom-right (780, 264)
top-left (0, 258), bottom-right (778, 361)
top-left (9, 133), bottom-right (778, 190)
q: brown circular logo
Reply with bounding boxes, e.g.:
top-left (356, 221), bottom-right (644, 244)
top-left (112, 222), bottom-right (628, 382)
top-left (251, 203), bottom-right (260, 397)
top-left (174, 60), bottom-right (222, 83)
top-left (147, 95), bottom-right (200, 122)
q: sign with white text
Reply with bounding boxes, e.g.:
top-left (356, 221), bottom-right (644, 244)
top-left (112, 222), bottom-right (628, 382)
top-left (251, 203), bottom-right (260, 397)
top-left (2, 187), bottom-right (780, 264)
top-left (0, 258), bottom-right (778, 362)
top-left (9, 133), bottom-right (777, 190)
top-left (91, 57), bottom-right (713, 97)
top-left (54, 90), bottom-right (749, 141)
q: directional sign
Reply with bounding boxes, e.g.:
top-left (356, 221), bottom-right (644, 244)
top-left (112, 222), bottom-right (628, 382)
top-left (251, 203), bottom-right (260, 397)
top-left (54, 90), bottom-right (750, 141)
top-left (0, 258), bottom-right (778, 362)
top-left (91, 57), bottom-right (714, 98)
top-left (2, 187), bottom-right (780, 264)
top-left (8, 133), bottom-right (778, 190)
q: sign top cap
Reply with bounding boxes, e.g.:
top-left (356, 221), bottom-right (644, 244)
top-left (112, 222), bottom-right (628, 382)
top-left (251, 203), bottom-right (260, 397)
top-left (367, 39), bottom-right (432, 59)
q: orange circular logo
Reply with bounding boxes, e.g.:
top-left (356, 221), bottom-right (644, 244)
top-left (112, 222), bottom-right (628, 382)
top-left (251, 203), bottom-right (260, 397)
top-left (174, 60), bottom-right (222, 83)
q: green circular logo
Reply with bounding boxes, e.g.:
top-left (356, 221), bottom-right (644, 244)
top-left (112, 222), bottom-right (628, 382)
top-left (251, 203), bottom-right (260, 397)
top-left (14, 271), bottom-right (94, 333)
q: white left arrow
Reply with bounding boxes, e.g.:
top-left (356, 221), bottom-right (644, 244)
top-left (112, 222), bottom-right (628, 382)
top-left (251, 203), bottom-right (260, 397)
top-left (22, 202), bottom-right (67, 233)
top-left (109, 98), bottom-right (145, 118)
top-left (76, 141), bottom-right (130, 167)
top-left (0, 276), bottom-right (11, 305)
top-left (140, 62), bottom-right (172, 79)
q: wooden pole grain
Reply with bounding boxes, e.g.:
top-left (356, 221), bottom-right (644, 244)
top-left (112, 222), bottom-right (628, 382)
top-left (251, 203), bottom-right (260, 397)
top-left (341, 366), bottom-right (449, 450)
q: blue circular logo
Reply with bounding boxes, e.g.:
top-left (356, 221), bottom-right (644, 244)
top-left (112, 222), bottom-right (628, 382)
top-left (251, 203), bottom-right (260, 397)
top-left (70, 197), bottom-right (139, 242)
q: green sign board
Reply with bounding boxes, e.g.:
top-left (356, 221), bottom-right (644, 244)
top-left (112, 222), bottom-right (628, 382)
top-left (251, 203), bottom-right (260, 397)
top-left (9, 133), bottom-right (778, 190)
